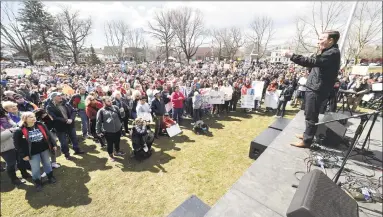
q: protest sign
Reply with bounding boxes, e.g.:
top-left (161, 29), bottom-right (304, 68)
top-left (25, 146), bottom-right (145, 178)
top-left (240, 95), bottom-right (254, 108)
top-left (175, 63), bottom-right (181, 68)
top-left (362, 93), bottom-right (374, 102)
top-left (165, 102), bottom-right (173, 112)
top-left (200, 88), bottom-right (211, 109)
top-left (208, 90), bottom-right (225, 104)
top-left (166, 124), bottom-right (182, 137)
top-left (223, 64), bottom-right (230, 69)
top-left (264, 91), bottom-right (280, 109)
top-left (251, 81), bottom-right (265, 101)
top-left (221, 86), bottom-right (233, 101)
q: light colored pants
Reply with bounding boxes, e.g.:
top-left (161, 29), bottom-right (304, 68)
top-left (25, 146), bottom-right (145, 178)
top-left (29, 150), bottom-right (52, 180)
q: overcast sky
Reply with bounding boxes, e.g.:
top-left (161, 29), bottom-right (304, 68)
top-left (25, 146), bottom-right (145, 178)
top-left (4, 1), bottom-right (354, 49)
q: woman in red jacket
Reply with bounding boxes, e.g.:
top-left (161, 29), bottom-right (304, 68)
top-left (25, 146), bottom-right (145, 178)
top-left (85, 96), bottom-right (105, 147)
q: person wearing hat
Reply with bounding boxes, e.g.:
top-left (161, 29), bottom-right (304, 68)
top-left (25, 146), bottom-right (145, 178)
top-left (46, 92), bottom-right (85, 160)
top-left (150, 90), bottom-right (165, 138)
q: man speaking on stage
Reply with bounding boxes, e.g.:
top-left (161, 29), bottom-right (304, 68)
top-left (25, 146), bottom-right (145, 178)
top-left (285, 30), bottom-right (341, 148)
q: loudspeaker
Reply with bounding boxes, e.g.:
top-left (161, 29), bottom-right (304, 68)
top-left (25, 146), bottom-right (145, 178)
top-left (249, 128), bottom-right (281, 159)
top-left (286, 169), bottom-right (358, 217)
top-left (326, 112), bottom-right (349, 126)
top-left (315, 113), bottom-right (347, 146)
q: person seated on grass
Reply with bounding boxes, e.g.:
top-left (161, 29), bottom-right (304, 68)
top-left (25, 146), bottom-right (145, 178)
top-left (131, 118), bottom-right (153, 159)
top-left (13, 112), bottom-right (57, 192)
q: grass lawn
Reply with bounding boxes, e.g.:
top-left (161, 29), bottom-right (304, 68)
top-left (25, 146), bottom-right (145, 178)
top-left (1, 106), bottom-right (299, 217)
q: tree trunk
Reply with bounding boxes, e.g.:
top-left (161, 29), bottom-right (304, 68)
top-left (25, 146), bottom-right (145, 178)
top-left (165, 42), bottom-right (169, 63)
top-left (42, 35), bottom-right (51, 62)
top-left (27, 53), bottom-right (34, 65)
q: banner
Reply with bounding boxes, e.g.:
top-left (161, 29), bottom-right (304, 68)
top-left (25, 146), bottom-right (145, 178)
top-left (208, 90), bottom-right (225, 104)
top-left (251, 81), bottom-right (265, 101)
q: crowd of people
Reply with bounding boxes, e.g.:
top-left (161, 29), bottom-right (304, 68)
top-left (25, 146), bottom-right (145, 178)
top-left (1, 59), bottom-right (381, 191)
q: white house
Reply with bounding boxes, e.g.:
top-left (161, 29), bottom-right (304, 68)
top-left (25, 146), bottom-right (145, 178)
top-left (269, 49), bottom-right (291, 64)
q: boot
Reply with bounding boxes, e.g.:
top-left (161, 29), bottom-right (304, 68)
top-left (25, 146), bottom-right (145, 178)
top-left (20, 168), bottom-right (32, 179)
top-left (33, 179), bottom-right (43, 192)
top-left (7, 169), bottom-right (24, 186)
top-left (47, 171), bottom-right (57, 184)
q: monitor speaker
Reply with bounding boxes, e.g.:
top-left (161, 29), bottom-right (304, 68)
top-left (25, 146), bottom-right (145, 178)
top-left (286, 169), bottom-right (358, 217)
top-left (315, 113), bottom-right (347, 146)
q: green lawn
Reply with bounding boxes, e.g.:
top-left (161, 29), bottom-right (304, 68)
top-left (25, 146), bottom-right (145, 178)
top-left (1, 107), bottom-right (299, 217)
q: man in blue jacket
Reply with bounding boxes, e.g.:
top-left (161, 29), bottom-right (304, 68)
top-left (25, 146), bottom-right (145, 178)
top-left (285, 30), bottom-right (341, 148)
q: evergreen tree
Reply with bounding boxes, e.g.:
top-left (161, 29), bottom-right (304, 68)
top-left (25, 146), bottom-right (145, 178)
top-left (18, 0), bottom-right (65, 62)
top-left (89, 45), bottom-right (101, 65)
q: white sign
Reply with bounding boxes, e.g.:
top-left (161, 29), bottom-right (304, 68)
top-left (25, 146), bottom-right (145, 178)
top-left (221, 86), bottom-right (233, 101)
top-left (166, 124), bottom-right (182, 137)
top-left (208, 90), bottom-right (225, 104)
top-left (362, 93), bottom-right (374, 102)
top-left (223, 64), bottom-right (230, 69)
top-left (251, 81), bottom-right (265, 101)
top-left (165, 102), bottom-right (173, 112)
top-left (264, 91), bottom-right (280, 109)
top-left (241, 95), bottom-right (255, 108)
top-left (200, 88), bottom-right (212, 109)
top-left (175, 63), bottom-right (181, 68)
top-left (351, 66), bottom-right (369, 75)
top-left (372, 83), bottom-right (382, 91)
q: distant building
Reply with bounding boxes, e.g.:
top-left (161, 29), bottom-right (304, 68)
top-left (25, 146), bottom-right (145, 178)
top-left (269, 49), bottom-right (291, 64)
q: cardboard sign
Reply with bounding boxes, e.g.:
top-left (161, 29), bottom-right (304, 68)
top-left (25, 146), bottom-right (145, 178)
top-left (264, 91), bottom-right (280, 109)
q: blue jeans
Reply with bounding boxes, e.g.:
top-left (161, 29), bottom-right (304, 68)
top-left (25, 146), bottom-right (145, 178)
top-left (173, 108), bottom-right (183, 123)
top-left (29, 150), bottom-right (52, 180)
top-left (78, 110), bottom-right (89, 136)
top-left (56, 127), bottom-right (80, 154)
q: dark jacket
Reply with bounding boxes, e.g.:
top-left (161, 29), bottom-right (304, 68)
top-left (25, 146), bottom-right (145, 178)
top-left (17, 101), bottom-right (37, 112)
top-left (132, 125), bottom-right (148, 150)
top-left (13, 122), bottom-right (57, 158)
top-left (290, 44), bottom-right (340, 94)
top-left (281, 85), bottom-right (294, 101)
top-left (151, 98), bottom-right (166, 116)
top-left (96, 105), bottom-right (122, 134)
top-left (46, 101), bottom-right (76, 132)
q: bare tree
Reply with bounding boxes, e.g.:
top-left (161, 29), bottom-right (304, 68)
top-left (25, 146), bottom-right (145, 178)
top-left (0, 2), bottom-right (35, 64)
top-left (346, 2), bottom-right (382, 64)
top-left (294, 1), bottom-right (346, 53)
top-left (126, 28), bottom-right (145, 62)
top-left (247, 15), bottom-right (275, 63)
top-left (55, 6), bottom-right (92, 64)
top-left (104, 20), bottom-right (129, 61)
top-left (222, 27), bottom-right (245, 60)
top-left (147, 10), bottom-right (175, 63)
top-left (211, 28), bottom-right (224, 61)
top-left (170, 7), bottom-right (206, 64)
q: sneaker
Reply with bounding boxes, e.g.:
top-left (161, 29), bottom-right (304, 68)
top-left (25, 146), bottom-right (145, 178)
top-left (191, 123), bottom-right (195, 126)
top-left (51, 162), bottom-right (61, 169)
top-left (109, 157), bottom-right (116, 162)
top-left (143, 144), bottom-right (149, 152)
top-left (115, 151), bottom-right (126, 156)
top-left (41, 172), bottom-right (47, 178)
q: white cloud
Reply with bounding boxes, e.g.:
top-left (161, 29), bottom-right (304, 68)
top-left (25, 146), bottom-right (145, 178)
top-left (6, 1), bottom-right (315, 48)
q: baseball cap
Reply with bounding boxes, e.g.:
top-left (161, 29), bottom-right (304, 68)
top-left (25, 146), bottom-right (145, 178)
top-left (49, 92), bottom-right (63, 100)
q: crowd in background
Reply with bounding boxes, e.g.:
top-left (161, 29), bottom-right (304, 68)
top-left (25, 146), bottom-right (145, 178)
top-left (1, 60), bottom-right (382, 191)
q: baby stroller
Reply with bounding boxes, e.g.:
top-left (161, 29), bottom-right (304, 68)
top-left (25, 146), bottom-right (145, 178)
top-left (192, 120), bottom-right (209, 135)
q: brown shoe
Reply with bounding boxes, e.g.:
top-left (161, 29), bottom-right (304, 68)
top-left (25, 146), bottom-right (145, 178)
top-left (295, 134), bottom-right (304, 140)
top-left (290, 141), bottom-right (311, 148)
